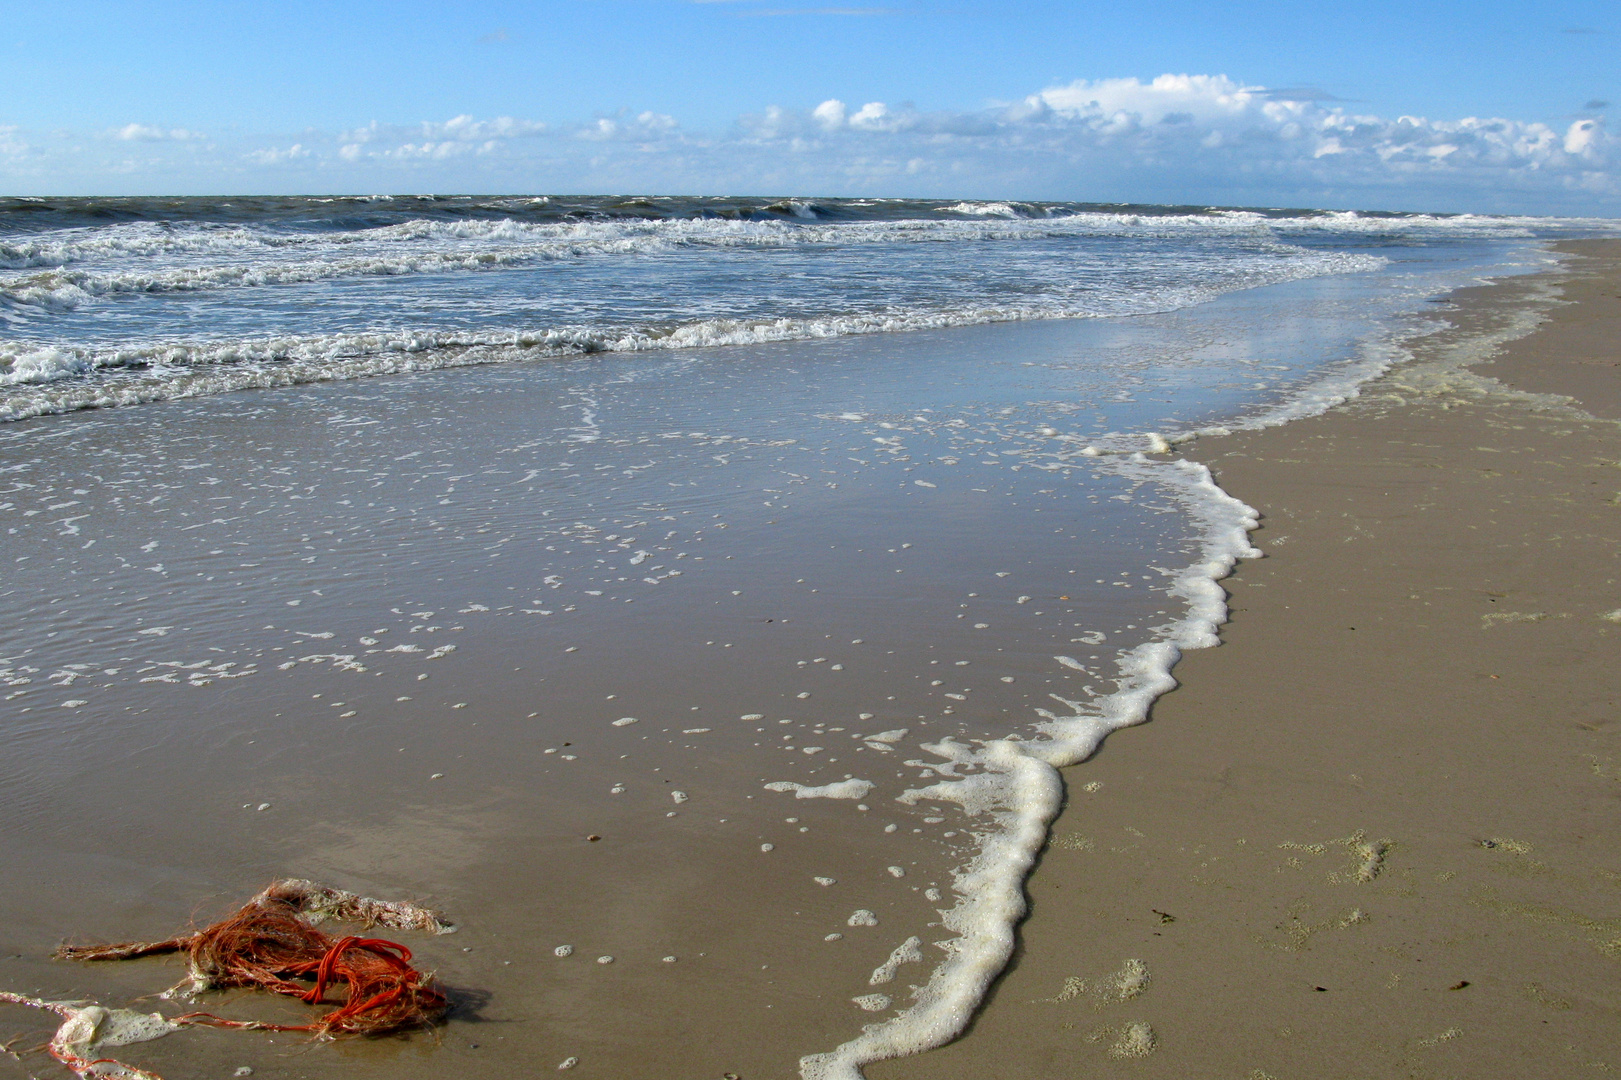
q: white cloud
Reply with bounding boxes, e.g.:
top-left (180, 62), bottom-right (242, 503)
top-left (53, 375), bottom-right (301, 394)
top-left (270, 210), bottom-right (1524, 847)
top-left (246, 143), bottom-right (311, 165)
top-left (422, 114), bottom-right (548, 140)
top-left (1566, 118), bottom-right (1600, 155)
top-left (713, 75), bottom-right (1617, 208)
top-left (340, 115), bottom-right (549, 146)
top-left (812, 99), bottom-right (847, 130)
top-left (382, 141), bottom-right (484, 160)
top-left (849, 102), bottom-right (898, 130)
top-left (635, 110), bottom-right (678, 134)
top-left (114, 123), bottom-right (202, 141)
top-left (5, 76), bottom-right (1619, 213)
top-left (576, 111), bottom-right (680, 142)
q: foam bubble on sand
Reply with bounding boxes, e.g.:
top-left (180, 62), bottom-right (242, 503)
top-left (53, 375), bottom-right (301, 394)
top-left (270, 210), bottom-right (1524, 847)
top-left (612, 717), bottom-right (639, 726)
top-left (1107, 1022), bottom-right (1157, 1058)
top-left (765, 779), bottom-right (875, 800)
top-left (0, 993), bottom-right (179, 1072)
top-left (868, 937), bottom-right (923, 985)
top-left (847, 910), bottom-right (879, 927)
top-left (800, 455), bottom-right (1258, 1080)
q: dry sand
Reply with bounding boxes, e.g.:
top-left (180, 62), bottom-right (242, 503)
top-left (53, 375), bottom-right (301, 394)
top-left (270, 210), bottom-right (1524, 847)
top-left (875, 239), bottom-right (1621, 1079)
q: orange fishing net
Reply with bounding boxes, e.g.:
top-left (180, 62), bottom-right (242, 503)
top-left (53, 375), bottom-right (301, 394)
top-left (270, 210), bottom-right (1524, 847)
top-left (2, 881), bottom-right (456, 1079)
top-left (57, 879), bottom-right (452, 1039)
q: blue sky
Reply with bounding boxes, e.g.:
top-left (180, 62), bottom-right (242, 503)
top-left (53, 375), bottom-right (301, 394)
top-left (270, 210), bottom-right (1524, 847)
top-left (3, 0), bottom-right (1617, 212)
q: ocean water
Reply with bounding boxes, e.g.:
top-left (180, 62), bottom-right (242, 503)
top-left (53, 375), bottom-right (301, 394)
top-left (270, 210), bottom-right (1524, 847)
top-left (3, 195), bottom-right (1593, 422)
top-left (0, 197), bottom-right (1607, 1078)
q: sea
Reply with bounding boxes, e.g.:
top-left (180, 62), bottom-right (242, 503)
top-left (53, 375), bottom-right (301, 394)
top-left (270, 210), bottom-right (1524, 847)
top-left (0, 196), bottom-right (1610, 1079)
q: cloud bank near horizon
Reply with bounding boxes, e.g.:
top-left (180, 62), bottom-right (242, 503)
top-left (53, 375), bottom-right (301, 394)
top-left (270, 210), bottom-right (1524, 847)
top-left (2, 74), bottom-right (1615, 214)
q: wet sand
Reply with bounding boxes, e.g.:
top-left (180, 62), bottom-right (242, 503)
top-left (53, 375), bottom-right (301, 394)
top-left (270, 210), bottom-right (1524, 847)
top-left (876, 242), bottom-right (1621, 1077)
top-left (0, 313), bottom-right (1225, 1080)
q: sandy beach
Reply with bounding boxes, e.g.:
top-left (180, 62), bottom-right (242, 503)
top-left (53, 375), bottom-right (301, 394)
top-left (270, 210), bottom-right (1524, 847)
top-left (875, 242), bottom-right (1621, 1078)
top-left (2, 221), bottom-right (1614, 1080)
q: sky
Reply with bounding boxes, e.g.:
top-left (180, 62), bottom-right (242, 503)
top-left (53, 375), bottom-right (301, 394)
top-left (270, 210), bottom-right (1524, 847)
top-left (1, 0), bottom-right (1617, 213)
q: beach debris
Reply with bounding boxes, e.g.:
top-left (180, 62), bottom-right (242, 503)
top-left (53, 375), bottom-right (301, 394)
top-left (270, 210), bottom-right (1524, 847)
top-left (54, 879), bottom-right (453, 1041)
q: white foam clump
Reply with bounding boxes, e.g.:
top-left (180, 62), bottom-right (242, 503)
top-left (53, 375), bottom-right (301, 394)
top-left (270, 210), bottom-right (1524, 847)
top-left (800, 455), bottom-right (1259, 1080)
top-left (863, 728), bottom-right (908, 752)
top-left (612, 716), bottom-right (639, 726)
top-left (868, 937), bottom-right (923, 985)
top-left (847, 909), bottom-right (879, 927)
top-left (765, 778), bottom-right (874, 800)
top-left (0, 991), bottom-right (177, 1079)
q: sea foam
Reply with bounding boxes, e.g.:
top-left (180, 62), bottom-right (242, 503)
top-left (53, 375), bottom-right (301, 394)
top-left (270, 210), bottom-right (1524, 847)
top-left (800, 454), bottom-right (1259, 1080)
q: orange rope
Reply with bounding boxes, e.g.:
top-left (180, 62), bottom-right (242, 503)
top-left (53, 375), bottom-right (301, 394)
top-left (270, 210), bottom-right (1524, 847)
top-left (58, 886), bottom-right (448, 1039)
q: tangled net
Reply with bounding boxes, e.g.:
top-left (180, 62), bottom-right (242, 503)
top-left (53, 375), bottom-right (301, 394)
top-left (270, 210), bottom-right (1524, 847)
top-left (1, 880), bottom-right (456, 1077)
top-left (56, 879), bottom-right (453, 1039)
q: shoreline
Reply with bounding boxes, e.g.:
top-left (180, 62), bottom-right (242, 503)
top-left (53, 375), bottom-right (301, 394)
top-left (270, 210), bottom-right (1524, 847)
top-left (1, 234), bottom-right (1610, 1080)
top-left (873, 238), bottom-right (1621, 1077)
